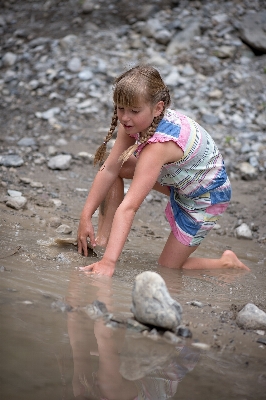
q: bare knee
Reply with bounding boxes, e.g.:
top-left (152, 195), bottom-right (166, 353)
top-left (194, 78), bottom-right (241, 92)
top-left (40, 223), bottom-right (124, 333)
top-left (119, 156), bottom-right (137, 179)
top-left (159, 232), bottom-right (198, 269)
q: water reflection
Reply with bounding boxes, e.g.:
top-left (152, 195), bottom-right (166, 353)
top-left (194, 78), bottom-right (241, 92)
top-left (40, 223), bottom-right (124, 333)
top-left (66, 272), bottom-right (200, 400)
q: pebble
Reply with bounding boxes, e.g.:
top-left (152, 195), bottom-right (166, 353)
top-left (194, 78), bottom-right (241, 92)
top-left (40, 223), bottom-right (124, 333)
top-left (236, 303), bottom-right (266, 330)
top-left (49, 216), bottom-right (61, 228)
top-left (47, 154), bottom-right (72, 170)
top-left (55, 224), bottom-right (72, 234)
top-left (6, 195), bottom-right (27, 210)
top-left (0, 155), bottom-right (24, 168)
top-left (235, 223), bottom-right (253, 240)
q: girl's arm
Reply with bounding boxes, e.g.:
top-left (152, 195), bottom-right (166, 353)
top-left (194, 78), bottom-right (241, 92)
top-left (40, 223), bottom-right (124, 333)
top-left (81, 140), bottom-right (183, 275)
top-left (77, 125), bottom-right (135, 256)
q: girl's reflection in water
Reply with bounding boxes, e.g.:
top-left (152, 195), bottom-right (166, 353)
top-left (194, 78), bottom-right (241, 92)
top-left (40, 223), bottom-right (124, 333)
top-left (66, 271), bottom-right (200, 400)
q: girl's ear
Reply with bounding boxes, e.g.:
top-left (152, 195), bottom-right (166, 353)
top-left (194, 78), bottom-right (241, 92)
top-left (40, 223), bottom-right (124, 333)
top-left (154, 101), bottom-right (164, 117)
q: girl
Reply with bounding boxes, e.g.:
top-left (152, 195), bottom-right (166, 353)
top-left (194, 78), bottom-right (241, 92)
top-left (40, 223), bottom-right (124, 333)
top-left (77, 65), bottom-right (249, 276)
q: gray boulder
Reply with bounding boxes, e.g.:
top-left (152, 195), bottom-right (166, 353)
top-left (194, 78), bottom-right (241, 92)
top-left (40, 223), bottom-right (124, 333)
top-left (238, 11), bottom-right (266, 54)
top-left (132, 271), bottom-right (182, 331)
top-left (236, 303), bottom-right (266, 330)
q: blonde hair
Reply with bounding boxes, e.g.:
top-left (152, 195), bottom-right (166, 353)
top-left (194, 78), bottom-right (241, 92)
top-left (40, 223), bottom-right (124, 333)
top-left (94, 64), bottom-right (171, 165)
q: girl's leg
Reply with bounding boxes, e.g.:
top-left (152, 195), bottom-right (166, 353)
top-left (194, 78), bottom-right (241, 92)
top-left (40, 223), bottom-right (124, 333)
top-left (96, 176), bottom-right (124, 246)
top-left (159, 232), bottom-right (250, 271)
top-left (96, 156), bottom-right (138, 247)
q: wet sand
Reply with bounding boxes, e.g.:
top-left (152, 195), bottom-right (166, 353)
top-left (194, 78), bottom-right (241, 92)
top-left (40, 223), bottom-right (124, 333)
top-left (0, 153), bottom-right (266, 399)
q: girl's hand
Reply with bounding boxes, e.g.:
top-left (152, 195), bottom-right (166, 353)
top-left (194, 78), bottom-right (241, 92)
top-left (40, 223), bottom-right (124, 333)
top-left (79, 258), bottom-right (115, 277)
top-left (77, 214), bottom-right (96, 257)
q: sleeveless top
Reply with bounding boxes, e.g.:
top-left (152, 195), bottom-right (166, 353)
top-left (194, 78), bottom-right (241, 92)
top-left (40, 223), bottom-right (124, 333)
top-left (133, 109), bottom-right (229, 199)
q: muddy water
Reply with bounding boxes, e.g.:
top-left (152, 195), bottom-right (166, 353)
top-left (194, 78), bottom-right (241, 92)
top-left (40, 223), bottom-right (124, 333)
top-left (1, 204), bottom-right (266, 400)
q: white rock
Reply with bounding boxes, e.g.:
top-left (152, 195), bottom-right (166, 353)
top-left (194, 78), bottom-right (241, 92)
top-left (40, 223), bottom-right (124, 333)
top-left (35, 107), bottom-right (60, 120)
top-left (236, 303), bottom-right (266, 330)
top-left (6, 196), bottom-right (27, 210)
top-left (78, 68), bottom-right (93, 80)
top-left (7, 189), bottom-right (22, 197)
top-left (67, 57), bottom-right (81, 72)
top-left (60, 34), bottom-right (78, 50)
top-left (55, 224), bottom-right (72, 234)
top-left (235, 223), bottom-right (253, 240)
top-left (132, 271), bottom-right (182, 331)
top-left (47, 154), bottom-right (72, 170)
top-left (2, 52), bottom-right (17, 67)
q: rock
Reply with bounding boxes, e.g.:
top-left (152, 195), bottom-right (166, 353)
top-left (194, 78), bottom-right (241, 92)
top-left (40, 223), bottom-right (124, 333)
top-left (164, 67), bottom-right (181, 86)
top-left (255, 111), bottom-right (266, 129)
top-left (17, 137), bottom-right (37, 147)
top-left (215, 45), bottom-right (235, 58)
top-left (131, 271), bottom-right (182, 331)
top-left (55, 224), bottom-right (72, 234)
top-left (177, 326), bottom-right (193, 338)
top-left (67, 57), bottom-right (82, 72)
top-left (238, 11), bottom-right (266, 54)
top-left (2, 52), bottom-right (17, 67)
top-left (0, 155), bottom-right (24, 167)
top-left (235, 223), bottom-right (253, 240)
top-left (49, 216), bottom-right (61, 228)
top-left (78, 68), bottom-right (93, 81)
top-left (83, 300), bottom-right (109, 319)
top-left (257, 337), bottom-right (266, 345)
top-left (7, 189), bottom-right (22, 197)
top-left (6, 196), bottom-right (27, 210)
top-left (82, 0), bottom-right (95, 14)
top-left (236, 303), bottom-right (266, 330)
top-left (202, 113), bottom-right (219, 125)
top-left (166, 21), bottom-right (200, 55)
top-left (47, 154), bottom-right (72, 170)
top-left (140, 18), bottom-right (171, 45)
top-left (60, 34), bottom-right (78, 50)
top-left (163, 330), bottom-right (182, 345)
top-left (35, 107), bottom-right (61, 120)
top-left (237, 162), bottom-right (257, 180)
top-left (126, 318), bottom-right (149, 332)
top-left (30, 181), bottom-right (43, 188)
top-left (208, 89), bottom-right (223, 99)
top-left (51, 299), bottom-right (73, 313)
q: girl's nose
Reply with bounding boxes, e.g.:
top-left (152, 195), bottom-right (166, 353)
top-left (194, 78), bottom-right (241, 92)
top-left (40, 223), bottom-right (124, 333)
top-left (122, 111), bottom-right (130, 122)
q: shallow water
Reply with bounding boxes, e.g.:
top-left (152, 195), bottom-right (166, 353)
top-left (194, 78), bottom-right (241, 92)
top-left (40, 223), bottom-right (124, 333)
top-left (1, 208), bottom-right (266, 400)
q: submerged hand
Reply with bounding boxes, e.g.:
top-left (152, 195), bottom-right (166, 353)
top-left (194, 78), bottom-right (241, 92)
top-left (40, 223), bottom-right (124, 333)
top-left (79, 258), bottom-right (115, 277)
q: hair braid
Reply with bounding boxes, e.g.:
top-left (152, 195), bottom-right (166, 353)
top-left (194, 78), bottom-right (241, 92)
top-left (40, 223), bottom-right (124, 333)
top-left (139, 110), bottom-right (164, 145)
top-left (94, 105), bottom-right (118, 166)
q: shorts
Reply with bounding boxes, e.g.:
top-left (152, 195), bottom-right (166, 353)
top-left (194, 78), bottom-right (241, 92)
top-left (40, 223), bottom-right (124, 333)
top-left (165, 179), bottom-right (231, 246)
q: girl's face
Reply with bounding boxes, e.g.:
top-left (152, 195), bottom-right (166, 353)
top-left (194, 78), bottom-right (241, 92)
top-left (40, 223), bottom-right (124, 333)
top-left (116, 100), bottom-right (164, 136)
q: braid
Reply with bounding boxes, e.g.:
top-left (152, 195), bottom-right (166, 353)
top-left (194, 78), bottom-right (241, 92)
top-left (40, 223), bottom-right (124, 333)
top-left (139, 111), bottom-right (164, 144)
top-left (94, 105), bottom-right (118, 166)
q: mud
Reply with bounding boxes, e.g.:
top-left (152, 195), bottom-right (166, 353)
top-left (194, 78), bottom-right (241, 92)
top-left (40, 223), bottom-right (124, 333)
top-left (1, 0), bottom-right (266, 399)
top-left (1, 148), bottom-right (266, 399)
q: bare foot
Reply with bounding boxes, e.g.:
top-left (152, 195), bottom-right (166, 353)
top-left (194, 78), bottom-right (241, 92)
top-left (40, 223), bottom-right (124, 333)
top-left (221, 250), bottom-right (250, 271)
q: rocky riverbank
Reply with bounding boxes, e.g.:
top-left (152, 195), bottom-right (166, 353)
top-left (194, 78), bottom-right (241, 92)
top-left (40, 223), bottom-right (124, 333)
top-left (1, 0), bottom-right (266, 246)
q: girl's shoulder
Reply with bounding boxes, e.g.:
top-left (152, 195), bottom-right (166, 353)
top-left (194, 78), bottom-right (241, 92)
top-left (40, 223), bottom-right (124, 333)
top-left (162, 108), bottom-right (191, 124)
top-left (156, 108), bottom-right (186, 136)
